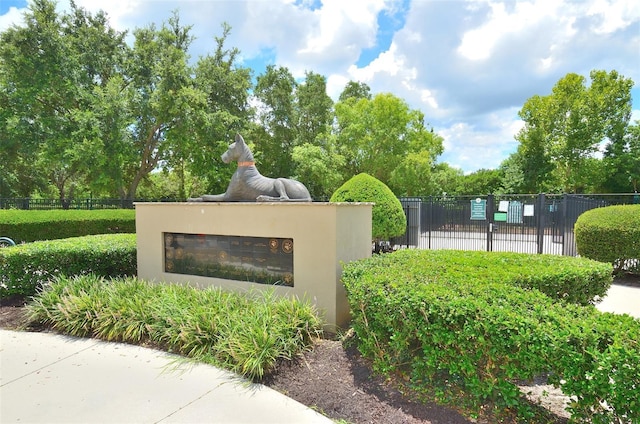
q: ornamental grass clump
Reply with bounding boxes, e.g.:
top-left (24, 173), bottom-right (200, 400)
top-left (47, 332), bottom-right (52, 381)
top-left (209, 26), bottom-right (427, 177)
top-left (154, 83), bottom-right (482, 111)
top-left (27, 275), bottom-right (323, 381)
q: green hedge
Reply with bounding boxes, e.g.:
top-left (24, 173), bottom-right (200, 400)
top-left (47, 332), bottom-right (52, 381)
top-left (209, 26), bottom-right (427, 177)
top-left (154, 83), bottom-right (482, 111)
top-left (0, 209), bottom-right (135, 243)
top-left (0, 234), bottom-right (137, 298)
top-left (575, 205), bottom-right (640, 274)
top-left (357, 249), bottom-right (612, 306)
top-left (342, 250), bottom-right (638, 422)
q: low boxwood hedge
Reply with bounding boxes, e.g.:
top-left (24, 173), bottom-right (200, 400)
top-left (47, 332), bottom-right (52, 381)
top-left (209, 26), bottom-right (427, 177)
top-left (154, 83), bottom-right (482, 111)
top-left (342, 249), bottom-right (638, 422)
top-left (0, 234), bottom-right (137, 298)
top-left (575, 204), bottom-right (640, 274)
top-left (356, 249), bottom-right (612, 306)
top-left (0, 209), bottom-right (135, 243)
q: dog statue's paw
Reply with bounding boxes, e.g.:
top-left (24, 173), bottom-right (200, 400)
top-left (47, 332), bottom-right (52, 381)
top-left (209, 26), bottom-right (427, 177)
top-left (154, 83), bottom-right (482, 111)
top-left (187, 197), bottom-right (203, 202)
top-left (256, 195), bottom-right (270, 202)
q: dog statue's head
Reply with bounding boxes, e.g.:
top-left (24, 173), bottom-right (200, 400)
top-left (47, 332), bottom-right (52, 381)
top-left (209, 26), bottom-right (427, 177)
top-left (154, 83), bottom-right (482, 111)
top-left (221, 133), bottom-right (247, 164)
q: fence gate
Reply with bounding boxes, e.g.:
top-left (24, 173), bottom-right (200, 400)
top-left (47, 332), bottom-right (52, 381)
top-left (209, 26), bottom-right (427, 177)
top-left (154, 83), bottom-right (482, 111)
top-left (393, 194), bottom-right (634, 256)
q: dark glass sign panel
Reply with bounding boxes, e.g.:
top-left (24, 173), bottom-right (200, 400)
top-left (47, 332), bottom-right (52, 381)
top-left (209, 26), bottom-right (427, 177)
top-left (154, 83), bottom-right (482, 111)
top-left (164, 233), bottom-right (294, 286)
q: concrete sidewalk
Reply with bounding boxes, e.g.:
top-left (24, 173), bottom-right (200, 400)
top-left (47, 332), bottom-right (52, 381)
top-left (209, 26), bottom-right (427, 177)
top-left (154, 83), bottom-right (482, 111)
top-left (0, 330), bottom-right (332, 424)
top-left (596, 282), bottom-right (640, 318)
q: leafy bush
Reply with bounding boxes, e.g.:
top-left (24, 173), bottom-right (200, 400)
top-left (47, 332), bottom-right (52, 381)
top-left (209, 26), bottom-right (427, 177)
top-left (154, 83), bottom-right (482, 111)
top-left (330, 173), bottom-right (406, 243)
top-left (0, 234), bottom-right (137, 298)
top-left (0, 209), bottom-right (135, 243)
top-left (342, 249), bottom-right (638, 422)
top-left (27, 275), bottom-right (322, 381)
top-left (575, 205), bottom-right (640, 274)
top-left (349, 249), bottom-right (611, 306)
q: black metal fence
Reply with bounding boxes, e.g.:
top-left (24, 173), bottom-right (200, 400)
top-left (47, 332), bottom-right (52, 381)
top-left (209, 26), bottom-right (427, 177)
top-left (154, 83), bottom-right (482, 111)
top-left (3, 193), bottom-right (638, 257)
top-left (393, 193), bottom-right (639, 257)
top-left (0, 198), bottom-right (139, 210)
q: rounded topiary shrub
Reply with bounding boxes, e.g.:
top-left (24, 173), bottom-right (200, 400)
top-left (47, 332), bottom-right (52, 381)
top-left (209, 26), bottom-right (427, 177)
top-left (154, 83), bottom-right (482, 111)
top-left (575, 204), bottom-right (640, 274)
top-left (330, 173), bottom-right (406, 245)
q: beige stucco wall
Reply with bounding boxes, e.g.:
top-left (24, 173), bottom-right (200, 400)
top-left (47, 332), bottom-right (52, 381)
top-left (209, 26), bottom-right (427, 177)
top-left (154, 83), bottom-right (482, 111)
top-left (135, 202), bottom-right (372, 330)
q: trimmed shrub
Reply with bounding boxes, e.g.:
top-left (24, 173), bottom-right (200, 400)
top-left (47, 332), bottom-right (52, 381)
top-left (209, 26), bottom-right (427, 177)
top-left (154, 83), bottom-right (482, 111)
top-left (342, 250), bottom-right (637, 422)
top-left (575, 204), bottom-right (640, 274)
top-left (350, 249), bottom-right (611, 306)
top-left (330, 173), bottom-right (406, 243)
top-left (0, 234), bottom-right (137, 298)
top-left (0, 209), bottom-right (135, 244)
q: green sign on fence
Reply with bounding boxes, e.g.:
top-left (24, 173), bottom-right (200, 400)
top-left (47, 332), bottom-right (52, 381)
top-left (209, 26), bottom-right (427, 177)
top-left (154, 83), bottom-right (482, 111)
top-left (470, 198), bottom-right (486, 220)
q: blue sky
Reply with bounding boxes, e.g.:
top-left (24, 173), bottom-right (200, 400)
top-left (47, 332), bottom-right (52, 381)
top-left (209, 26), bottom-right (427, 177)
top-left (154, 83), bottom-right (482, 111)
top-left (2, 0), bottom-right (639, 174)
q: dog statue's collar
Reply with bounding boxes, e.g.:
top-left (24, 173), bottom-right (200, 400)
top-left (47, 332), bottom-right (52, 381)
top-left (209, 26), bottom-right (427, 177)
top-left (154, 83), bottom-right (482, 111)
top-left (237, 161), bottom-right (255, 167)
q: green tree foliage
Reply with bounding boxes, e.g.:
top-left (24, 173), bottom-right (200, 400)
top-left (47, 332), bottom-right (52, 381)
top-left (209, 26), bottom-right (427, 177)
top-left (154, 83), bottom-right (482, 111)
top-left (188, 23), bottom-right (252, 195)
top-left (513, 70), bottom-right (634, 193)
top-left (602, 120), bottom-right (640, 193)
top-left (252, 65), bottom-right (297, 178)
top-left (0, 2), bottom-right (251, 201)
top-left (291, 139), bottom-right (344, 199)
top-left (0, 0), bottom-right (127, 200)
top-left (338, 80), bottom-right (372, 102)
top-left (294, 71), bottom-right (333, 146)
top-left (334, 93), bottom-right (443, 196)
top-left (429, 163), bottom-right (464, 195)
top-left (330, 173), bottom-right (406, 245)
top-left (460, 168), bottom-right (504, 195)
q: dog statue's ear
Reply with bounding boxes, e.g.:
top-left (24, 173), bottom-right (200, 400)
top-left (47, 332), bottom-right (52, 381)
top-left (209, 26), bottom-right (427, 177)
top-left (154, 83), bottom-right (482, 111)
top-left (235, 133), bottom-right (244, 144)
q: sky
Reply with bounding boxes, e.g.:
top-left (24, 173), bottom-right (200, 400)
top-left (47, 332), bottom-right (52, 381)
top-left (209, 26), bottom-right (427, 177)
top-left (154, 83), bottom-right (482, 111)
top-left (1, 0), bottom-right (639, 174)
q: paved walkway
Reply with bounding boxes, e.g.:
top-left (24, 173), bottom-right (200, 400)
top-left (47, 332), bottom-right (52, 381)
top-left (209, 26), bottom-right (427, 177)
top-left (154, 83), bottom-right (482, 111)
top-left (596, 282), bottom-right (640, 318)
top-left (0, 330), bottom-right (332, 424)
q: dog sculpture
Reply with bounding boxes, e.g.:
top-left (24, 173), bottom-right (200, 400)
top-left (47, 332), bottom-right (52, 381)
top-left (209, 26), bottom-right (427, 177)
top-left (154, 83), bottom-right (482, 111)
top-left (188, 134), bottom-right (312, 202)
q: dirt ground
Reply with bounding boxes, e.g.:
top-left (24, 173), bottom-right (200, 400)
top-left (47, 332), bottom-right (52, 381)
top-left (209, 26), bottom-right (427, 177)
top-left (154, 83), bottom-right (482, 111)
top-left (3, 274), bottom-right (637, 423)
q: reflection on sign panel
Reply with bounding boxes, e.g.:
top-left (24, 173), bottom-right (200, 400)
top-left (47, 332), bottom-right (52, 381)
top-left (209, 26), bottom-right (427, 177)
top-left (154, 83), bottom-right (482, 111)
top-left (164, 233), bottom-right (294, 287)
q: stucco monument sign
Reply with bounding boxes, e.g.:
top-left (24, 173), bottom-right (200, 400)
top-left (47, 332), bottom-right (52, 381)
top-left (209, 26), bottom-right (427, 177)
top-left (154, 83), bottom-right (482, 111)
top-left (189, 133), bottom-right (312, 202)
top-left (136, 134), bottom-right (372, 330)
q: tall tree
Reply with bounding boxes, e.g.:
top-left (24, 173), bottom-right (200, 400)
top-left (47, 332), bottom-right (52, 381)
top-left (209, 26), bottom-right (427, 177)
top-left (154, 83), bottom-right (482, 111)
top-left (430, 163), bottom-right (464, 195)
top-left (294, 71), bottom-right (333, 147)
top-left (112, 12), bottom-right (201, 200)
top-left (602, 120), bottom-right (640, 193)
top-left (338, 81), bottom-right (371, 102)
top-left (188, 22), bottom-right (252, 196)
top-left (514, 70), bottom-right (634, 193)
top-left (334, 92), bottom-right (443, 195)
top-left (0, 0), bottom-right (117, 201)
top-left (291, 136), bottom-right (345, 199)
top-left (253, 65), bottom-right (297, 177)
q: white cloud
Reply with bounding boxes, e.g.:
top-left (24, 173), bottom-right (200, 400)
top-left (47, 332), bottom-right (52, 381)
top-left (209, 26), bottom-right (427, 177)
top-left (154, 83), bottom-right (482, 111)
top-left (587, 0), bottom-right (640, 34)
top-left (457, 0), bottom-right (564, 62)
top-left (0, 6), bottom-right (23, 32)
top-left (72, 0), bottom-right (141, 31)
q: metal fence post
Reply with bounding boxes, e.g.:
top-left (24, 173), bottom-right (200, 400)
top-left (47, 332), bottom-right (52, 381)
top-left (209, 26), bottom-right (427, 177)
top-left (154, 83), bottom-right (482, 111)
top-left (486, 194), bottom-right (494, 252)
top-left (427, 196), bottom-right (433, 250)
top-left (561, 194), bottom-right (568, 256)
top-left (536, 193), bottom-right (546, 254)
